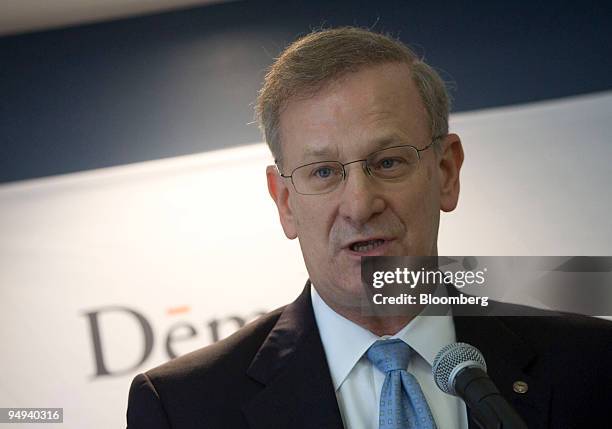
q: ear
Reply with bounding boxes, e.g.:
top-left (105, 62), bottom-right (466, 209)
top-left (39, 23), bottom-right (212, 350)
top-left (266, 165), bottom-right (298, 239)
top-left (437, 133), bottom-right (464, 212)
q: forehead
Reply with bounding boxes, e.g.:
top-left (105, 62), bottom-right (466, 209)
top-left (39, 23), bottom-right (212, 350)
top-left (278, 63), bottom-right (429, 163)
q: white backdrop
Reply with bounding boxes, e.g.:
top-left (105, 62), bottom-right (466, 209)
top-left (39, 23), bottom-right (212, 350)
top-left (1, 91), bottom-right (611, 427)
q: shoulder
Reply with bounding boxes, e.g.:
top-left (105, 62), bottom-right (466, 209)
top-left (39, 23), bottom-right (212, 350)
top-left (494, 309), bottom-right (612, 392)
top-left (146, 305), bottom-right (284, 388)
top-left (472, 297), bottom-right (612, 343)
top-left (127, 305), bottom-right (285, 427)
top-left (486, 298), bottom-right (612, 349)
top-left (457, 298), bottom-right (612, 377)
top-left (500, 310), bottom-right (612, 355)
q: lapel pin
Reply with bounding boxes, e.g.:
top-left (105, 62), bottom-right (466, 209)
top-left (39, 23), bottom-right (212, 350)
top-left (512, 380), bottom-right (528, 394)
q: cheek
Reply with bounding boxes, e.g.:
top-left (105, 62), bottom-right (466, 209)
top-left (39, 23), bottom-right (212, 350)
top-left (424, 159), bottom-right (440, 191)
top-left (426, 161), bottom-right (434, 181)
top-left (421, 162), bottom-right (440, 207)
top-left (400, 193), bottom-right (432, 227)
top-left (399, 168), bottom-right (436, 212)
top-left (392, 173), bottom-right (439, 236)
top-left (293, 201), bottom-right (330, 243)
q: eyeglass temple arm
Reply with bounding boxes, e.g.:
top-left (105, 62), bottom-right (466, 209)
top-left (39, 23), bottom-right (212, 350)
top-left (273, 160), bottom-right (290, 178)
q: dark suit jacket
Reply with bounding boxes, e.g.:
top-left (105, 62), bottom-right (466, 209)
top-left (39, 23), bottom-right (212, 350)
top-left (127, 282), bottom-right (612, 428)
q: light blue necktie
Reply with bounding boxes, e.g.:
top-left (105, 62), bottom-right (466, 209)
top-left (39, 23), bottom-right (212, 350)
top-left (366, 339), bottom-right (437, 429)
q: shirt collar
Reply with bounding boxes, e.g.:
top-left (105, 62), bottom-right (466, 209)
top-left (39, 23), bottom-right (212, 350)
top-left (310, 284), bottom-right (456, 391)
top-left (390, 304), bottom-right (456, 366)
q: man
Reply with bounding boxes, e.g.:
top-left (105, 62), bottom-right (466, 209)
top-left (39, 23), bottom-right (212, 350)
top-left (127, 27), bottom-right (612, 428)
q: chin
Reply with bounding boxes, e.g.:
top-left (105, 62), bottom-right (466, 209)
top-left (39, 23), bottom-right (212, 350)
top-left (334, 275), bottom-right (365, 305)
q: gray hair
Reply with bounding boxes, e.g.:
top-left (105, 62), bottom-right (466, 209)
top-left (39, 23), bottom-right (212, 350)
top-left (255, 26), bottom-right (450, 168)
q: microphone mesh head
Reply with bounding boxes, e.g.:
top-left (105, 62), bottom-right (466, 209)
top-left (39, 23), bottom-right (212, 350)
top-left (432, 342), bottom-right (487, 395)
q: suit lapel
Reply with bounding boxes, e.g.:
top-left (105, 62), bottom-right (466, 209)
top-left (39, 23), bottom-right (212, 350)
top-left (453, 314), bottom-right (551, 429)
top-left (242, 282), bottom-right (345, 429)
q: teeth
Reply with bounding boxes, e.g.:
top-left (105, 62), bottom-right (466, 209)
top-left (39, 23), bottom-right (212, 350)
top-left (351, 239), bottom-right (384, 252)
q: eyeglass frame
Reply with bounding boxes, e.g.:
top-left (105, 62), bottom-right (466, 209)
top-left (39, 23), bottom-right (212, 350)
top-left (276, 135), bottom-right (444, 195)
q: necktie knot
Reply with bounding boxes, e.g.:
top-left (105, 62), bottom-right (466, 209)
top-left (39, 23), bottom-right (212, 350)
top-left (366, 339), bottom-right (413, 373)
top-left (366, 338), bottom-right (437, 428)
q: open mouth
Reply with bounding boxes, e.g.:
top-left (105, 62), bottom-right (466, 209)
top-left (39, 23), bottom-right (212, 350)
top-left (349, 239), bottom-right (386, 253)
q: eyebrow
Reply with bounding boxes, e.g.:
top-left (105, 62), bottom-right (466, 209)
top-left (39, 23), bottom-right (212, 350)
top-left (369, 133), bottom-right (413, 150)
top-left (302, 133), bottom-right (413, 159)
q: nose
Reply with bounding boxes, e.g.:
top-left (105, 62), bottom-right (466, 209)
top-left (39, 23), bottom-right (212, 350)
top-left (337, 161), bottom-right (386, 226)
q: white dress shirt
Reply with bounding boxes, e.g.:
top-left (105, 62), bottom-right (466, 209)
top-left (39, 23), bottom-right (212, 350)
top-left (310, 285), bottom-right (468, 429)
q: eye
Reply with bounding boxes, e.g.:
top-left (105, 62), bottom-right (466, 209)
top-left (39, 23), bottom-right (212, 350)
top-left (377, 157), bottom-right (403, 169)
top-left (313, 166), bottom-right (334, 178)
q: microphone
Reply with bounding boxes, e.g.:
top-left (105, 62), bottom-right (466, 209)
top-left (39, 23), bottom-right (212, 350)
top-left (432, 343), bottom-right (528, 429)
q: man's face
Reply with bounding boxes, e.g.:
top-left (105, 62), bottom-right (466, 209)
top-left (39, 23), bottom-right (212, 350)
top-left (267, 63), bottom-right (463, 310)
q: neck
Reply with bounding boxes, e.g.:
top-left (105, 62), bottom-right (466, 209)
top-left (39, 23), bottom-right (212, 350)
top-left (315, 287), bottom-right (427, 336)
top-left (336, 308), bottom-right (418, 337)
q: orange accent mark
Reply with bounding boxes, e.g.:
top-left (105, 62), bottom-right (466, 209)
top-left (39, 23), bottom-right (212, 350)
top-left (167, 305), bottom-right (191, 315)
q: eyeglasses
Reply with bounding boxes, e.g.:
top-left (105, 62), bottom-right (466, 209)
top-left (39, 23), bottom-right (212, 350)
top-left (278, 139), bottom-right (440, 195)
